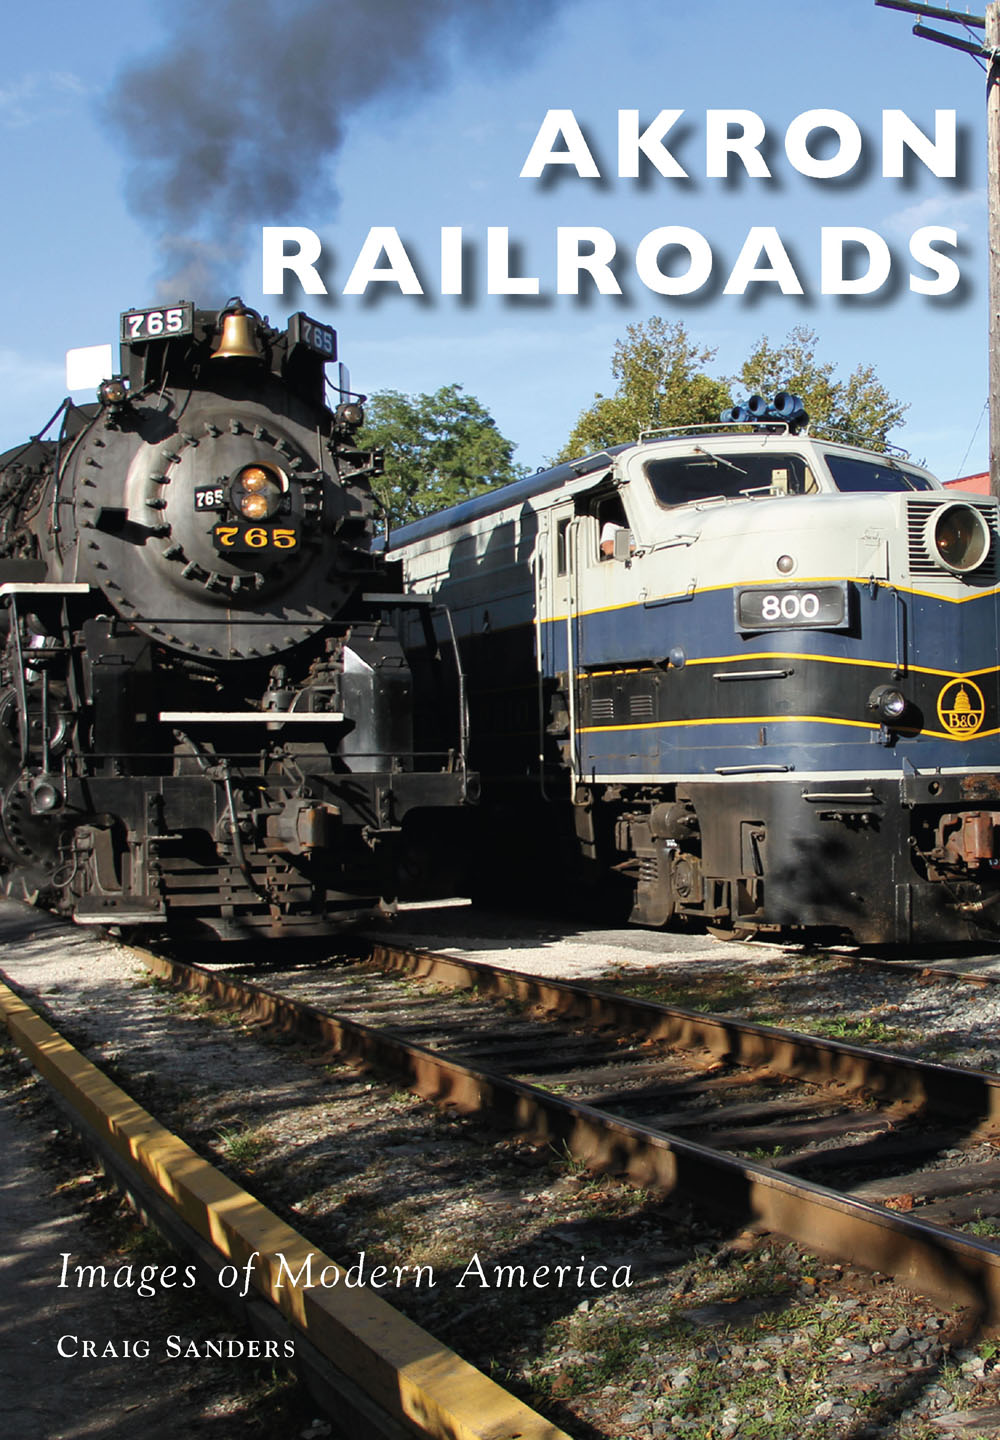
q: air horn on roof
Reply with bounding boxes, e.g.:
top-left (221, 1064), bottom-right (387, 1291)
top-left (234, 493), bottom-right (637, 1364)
top-left (722, 392), bottom-right (809, 433)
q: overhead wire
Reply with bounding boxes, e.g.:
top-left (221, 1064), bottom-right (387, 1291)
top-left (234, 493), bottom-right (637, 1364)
top-left (956, 396), bottom-right (988, 476)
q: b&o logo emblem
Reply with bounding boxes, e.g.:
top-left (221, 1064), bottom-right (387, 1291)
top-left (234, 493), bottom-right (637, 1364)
top-left (936, 678), bottom-right (986, 737)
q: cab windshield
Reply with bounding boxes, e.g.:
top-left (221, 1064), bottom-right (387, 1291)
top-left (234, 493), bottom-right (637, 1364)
top-left (823, 454), bottom-right (935, 492)
top-left (645, 451), bottom-right (816, 507)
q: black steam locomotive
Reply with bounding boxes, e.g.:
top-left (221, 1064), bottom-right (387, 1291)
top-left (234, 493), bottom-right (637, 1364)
top-left (0, 300), bottom-right (470, 937)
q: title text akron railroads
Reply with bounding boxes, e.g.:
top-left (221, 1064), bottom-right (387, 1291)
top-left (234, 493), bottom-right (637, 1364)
top-left (262, 109), bottom-right (966, 301)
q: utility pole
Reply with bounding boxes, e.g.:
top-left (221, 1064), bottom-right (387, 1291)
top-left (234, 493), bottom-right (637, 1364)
top-left (875, 2), bottom-right (996, 489)
top-left (988, 3), bottom-right (1000, 494)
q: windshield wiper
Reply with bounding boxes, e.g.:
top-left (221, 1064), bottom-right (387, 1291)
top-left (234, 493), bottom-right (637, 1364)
top-left (693, 445), bottom-right (748, 476)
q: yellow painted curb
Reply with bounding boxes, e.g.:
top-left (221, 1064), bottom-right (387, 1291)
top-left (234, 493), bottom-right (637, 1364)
top-left (0, 978), bottom-right (570, 1440)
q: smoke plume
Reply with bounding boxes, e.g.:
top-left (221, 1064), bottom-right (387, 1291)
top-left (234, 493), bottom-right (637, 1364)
top-left (103, 0), bottom-right (565, 302)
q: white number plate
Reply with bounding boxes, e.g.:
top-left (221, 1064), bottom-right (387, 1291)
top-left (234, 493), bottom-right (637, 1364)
top-left (736, 582), bottom-right (849, 632)
top-left (120, 304), bottom-right (194, 342)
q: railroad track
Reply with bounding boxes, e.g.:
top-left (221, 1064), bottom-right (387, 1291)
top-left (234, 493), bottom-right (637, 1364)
top-left (0, 960), bottom-right (573, 1440)
top-left (132, 938), bottom-right (1000, 1329)
top-left (843, 946), bottom-right (1000, 990)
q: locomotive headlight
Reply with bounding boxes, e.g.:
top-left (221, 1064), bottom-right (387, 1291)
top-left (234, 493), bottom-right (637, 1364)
top-left (230, 463), bottom-right (285, 520)
top-left (923, 502), bottom-right (991, 575)
top-left (867, 684), bottom-right (909, 724)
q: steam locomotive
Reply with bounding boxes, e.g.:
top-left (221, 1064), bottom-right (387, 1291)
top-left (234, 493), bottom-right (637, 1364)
top-left (388, 398), bottom-right (1000, 947)
top-left (0, 300), bottom-right (470, 937)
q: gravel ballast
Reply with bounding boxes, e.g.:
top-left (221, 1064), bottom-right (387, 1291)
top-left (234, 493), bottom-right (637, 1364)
top-left (4, 899), bottom-right (1000, 1439)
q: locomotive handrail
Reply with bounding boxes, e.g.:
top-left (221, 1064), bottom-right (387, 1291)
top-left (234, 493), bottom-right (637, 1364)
top-left (49, 400), bottom-right (100, 555)
top-left (712, 668), bottom-right (793, 681)
top-left (642, 582), bottom-right (697, 609)
top-left (566, 519), bottom-right (583, 783)
top-left (431, 599), bottom-right (470, 792)
top-left (635, 419), bottom-right (912, 459)
top-left (531, 545), bottom-right (554, 803)
top-left (715, 763), bottom-right (793, 774)
top-left (802, 790), bottom-right (880, 804)
top-left (7, 596), bottom-right (28, 762)
top-left (879, 581), bottom-right (909, 677)
top-left (638, 421), bottom-right (792, 442)
top-left (643, 534), bottom-right (698, 551)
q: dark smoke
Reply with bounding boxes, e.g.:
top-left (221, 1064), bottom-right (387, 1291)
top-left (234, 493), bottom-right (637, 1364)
top-left (103, 0), bottom-right (565, 302)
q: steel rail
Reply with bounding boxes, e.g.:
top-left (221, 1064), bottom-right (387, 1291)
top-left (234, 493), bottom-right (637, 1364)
top-left (138, 944), bottom-right (1000, 1327)
top-left (843, 948), bottom-right (1000, 990)
top-left (0, 975), bottom-right (571, 1440)
top-left (364, 940), bottom-right (1000, 1119)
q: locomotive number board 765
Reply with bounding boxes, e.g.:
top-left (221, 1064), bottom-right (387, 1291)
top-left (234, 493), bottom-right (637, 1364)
top-left (120, 304), bottom-right (195, 342)
top-left (735, 581), bottom-right (849, 632)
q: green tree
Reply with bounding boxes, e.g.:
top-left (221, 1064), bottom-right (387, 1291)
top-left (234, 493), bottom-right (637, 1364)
top-left (557, 319), bottom-right (732, 461)
top-left (359, 384), bottom-right (526, 527)
top-left (735, 325), bottom-right (908, 450)
top-left (557, 319), bottom-right (908, 459)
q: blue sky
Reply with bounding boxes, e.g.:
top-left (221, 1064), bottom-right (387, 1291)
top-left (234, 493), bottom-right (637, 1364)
top-left (0, 0), bottom-right (990, 478)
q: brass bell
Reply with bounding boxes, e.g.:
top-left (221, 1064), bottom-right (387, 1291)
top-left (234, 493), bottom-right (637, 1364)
top-left (212, 306), bottom-right (261, 360)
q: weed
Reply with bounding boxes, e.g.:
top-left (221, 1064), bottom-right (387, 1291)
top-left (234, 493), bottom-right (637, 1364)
top-left (548, 1139), bottom-right (590, 1174)
top-left (800, 1014), bottom-right (909, 1046)
top-left (746, 1144), bottom-right (786, 1161)
top-left (214, 1123), bottom-right (270, 1168)
top-left (963, 1213), bottom-right (1000, 1239)
top-left (216, 1007), bottom-right (249, 1030)
top-left (118, 1225), bottom-right (176, 1261)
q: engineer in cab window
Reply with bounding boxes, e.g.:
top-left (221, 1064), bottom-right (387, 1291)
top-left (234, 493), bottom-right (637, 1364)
top-left (600, 520), bottom-right (627, 558)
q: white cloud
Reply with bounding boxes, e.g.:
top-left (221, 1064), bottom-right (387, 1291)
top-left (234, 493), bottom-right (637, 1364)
top-left (0, 72), bottom-right (87, 128)
top-left (882, 188), bottom-right (985, 239)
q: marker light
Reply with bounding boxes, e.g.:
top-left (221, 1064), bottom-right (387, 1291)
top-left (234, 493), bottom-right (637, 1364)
top-left (924, 502), bottom-right (991, 575)
top-left (230, 463), bottom-right (284, 521)
top-left (98, 378), bottom-right (128, 406)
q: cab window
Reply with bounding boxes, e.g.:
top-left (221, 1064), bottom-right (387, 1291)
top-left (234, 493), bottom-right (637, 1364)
top-left (595, 496), bottom-right (628, 560)
top-left (644, 451), bottom-right (816, 507)
top-left (554, 515), bottom-right (571, 575)
top-left (824, 455), bottom-right (934, 492)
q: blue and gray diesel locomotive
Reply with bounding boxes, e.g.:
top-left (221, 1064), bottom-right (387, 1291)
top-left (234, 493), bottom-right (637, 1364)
top-left (0, 300), bottom-right (470, 937)
top-left (388, 401), bottom-right (1000, 946)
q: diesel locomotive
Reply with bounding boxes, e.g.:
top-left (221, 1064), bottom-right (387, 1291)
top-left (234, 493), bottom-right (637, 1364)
top-left (0, 299), bottom-right (470, 937)
top-left (388, 402), bottom-right (1000, 946)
